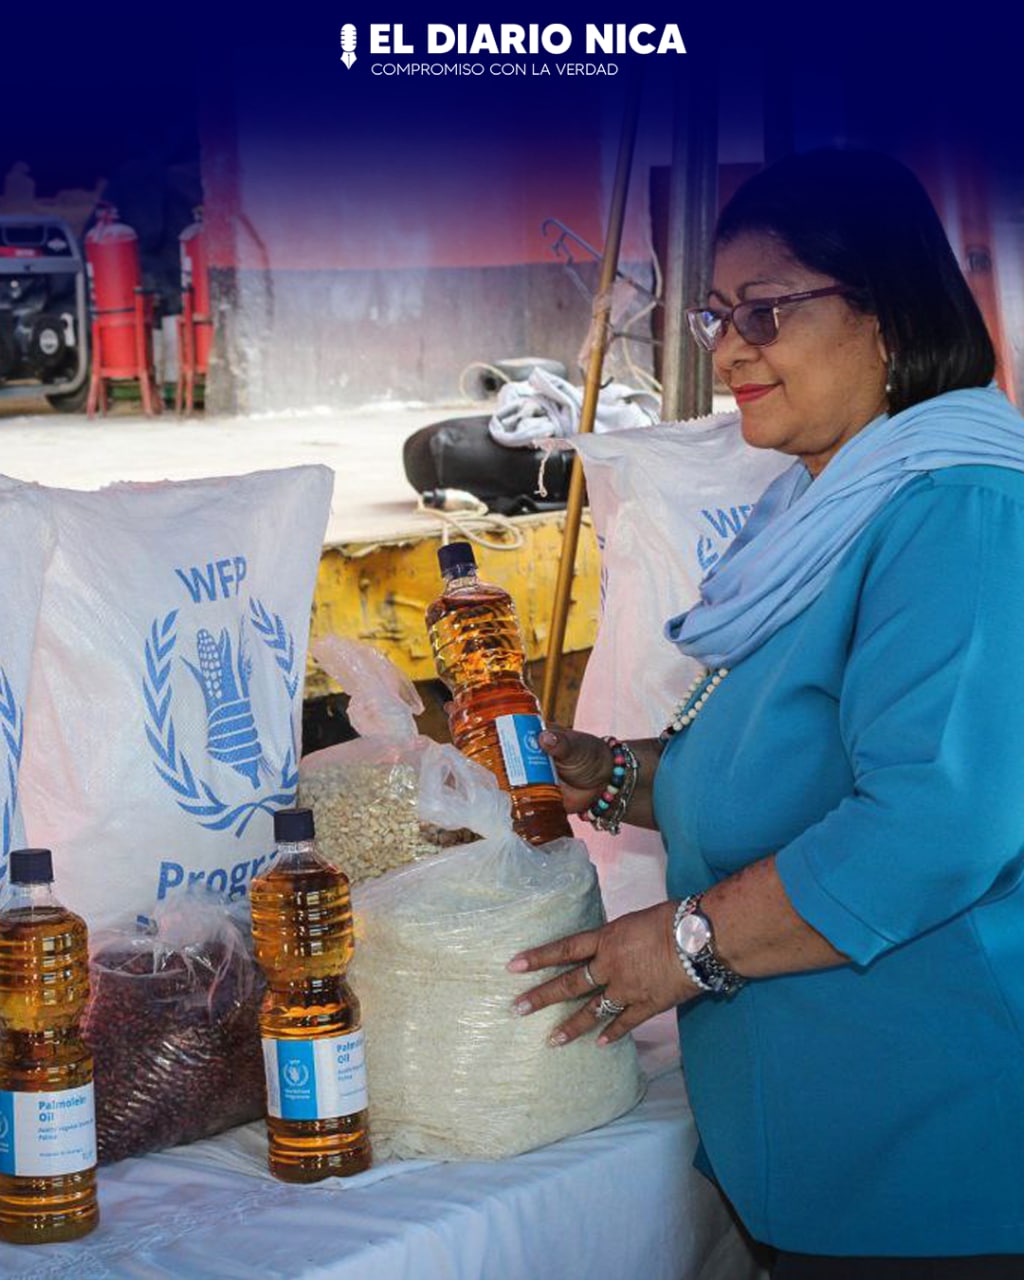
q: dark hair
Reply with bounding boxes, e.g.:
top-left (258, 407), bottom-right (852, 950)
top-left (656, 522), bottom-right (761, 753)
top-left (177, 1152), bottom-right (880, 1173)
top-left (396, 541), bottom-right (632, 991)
top-left (715, 148), bottom-right (995, 414)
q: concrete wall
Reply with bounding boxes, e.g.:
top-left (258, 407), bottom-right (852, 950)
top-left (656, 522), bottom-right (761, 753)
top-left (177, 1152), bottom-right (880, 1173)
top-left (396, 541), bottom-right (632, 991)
top-left (206, 260), bottom-right (654, 414)
top-left (197, 60), bottom-right (671, 415)
top-left (196, 51), bottom-right (1023, 417)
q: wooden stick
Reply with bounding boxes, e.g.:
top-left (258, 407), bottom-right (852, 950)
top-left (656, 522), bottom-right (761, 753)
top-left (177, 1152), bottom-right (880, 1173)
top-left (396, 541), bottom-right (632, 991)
top-left (541, 77), bottom-right (642, 723)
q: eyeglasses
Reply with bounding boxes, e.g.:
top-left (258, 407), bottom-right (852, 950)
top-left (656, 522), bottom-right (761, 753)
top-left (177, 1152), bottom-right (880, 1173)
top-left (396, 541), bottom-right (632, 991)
top-left (685, 286), bottom-right (851, 352)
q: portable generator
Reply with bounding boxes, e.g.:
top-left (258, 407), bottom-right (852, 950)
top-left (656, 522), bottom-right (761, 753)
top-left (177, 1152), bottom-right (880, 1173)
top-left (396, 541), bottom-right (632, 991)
top-left (0, 216), bottom-right (89, 411)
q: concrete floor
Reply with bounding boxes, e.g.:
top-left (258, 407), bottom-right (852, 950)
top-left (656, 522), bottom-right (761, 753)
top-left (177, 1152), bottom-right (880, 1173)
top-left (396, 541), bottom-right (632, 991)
top-left (0, 394), bottom-right (475, 546)
top-left (0, 390), bottom-right (738, 547)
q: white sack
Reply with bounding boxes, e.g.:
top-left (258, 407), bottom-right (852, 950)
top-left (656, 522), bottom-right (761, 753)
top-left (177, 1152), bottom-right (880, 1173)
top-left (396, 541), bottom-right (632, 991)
top-left (570, 413), bottom-right (791, 919)
top-left (19, 466), bottom-right (333, 927)
top-left (0, 488), bottom-right (53, 893)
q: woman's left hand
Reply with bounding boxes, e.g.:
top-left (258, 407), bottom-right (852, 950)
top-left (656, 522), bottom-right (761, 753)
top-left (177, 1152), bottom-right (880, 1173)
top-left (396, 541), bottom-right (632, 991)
top-left (507, 900), bottom-right (698, 1046)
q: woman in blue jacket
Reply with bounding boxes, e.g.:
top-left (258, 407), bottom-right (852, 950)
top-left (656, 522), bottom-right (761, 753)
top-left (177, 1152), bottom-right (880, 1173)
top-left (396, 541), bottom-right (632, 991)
top-left (510, 147), bottom-right (1024, 1278)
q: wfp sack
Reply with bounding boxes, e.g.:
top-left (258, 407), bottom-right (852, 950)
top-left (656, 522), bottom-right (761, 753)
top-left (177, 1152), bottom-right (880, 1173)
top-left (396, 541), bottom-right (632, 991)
top-left (0, 487), bottom-right (53, 894)
top-left (19, 466), bottom-right (333, 927)
top-left (569, 414), bottom-right (790, 919)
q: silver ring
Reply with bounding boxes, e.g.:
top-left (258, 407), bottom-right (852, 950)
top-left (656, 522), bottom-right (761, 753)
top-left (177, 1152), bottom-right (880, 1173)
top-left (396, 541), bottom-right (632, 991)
top-left (582, 962), bottom-right (599, 991)
top-left (594, 994), bottom-right (626, 1020)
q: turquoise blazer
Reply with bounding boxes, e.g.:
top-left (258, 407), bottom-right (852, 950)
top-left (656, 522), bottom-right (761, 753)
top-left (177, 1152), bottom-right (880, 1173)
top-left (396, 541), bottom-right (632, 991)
top-left (656, 465), bottom-right (1024, 1255)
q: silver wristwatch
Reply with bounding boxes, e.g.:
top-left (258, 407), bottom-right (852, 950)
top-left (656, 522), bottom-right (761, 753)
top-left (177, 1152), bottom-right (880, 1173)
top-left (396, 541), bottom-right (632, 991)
top-left (673, 894), bottom-right (747, 997)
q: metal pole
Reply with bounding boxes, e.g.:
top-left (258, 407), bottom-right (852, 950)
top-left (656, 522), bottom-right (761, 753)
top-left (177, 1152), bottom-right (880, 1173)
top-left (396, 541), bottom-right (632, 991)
top-left (660, 63), bottom-right (719, 421)
top-left (541, 76), bottom-right (642, 723)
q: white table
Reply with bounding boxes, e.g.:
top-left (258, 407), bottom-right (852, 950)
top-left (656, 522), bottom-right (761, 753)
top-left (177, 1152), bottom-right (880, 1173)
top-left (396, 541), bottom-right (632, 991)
top-left (0, 1021), bottom-right (762, 1280)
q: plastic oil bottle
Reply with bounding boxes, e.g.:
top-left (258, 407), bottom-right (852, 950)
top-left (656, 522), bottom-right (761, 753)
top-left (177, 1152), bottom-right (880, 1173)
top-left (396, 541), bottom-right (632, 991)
top-left (250, 807), bottom-right (371, 1182)
top-left (0, 848), bottom-right (98, 1244)
top-left (426, 541), bottom-right (571, 845)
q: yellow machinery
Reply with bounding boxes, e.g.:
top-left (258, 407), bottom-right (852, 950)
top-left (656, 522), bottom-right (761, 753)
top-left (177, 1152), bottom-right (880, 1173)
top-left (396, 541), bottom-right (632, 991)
top-left (305, 513), bottom-right (601, 730)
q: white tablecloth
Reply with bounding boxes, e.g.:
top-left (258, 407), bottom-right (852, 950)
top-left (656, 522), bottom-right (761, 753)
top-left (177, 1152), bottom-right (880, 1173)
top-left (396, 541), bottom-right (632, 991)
top-left (0, 1020), bottom-right (762, 1280)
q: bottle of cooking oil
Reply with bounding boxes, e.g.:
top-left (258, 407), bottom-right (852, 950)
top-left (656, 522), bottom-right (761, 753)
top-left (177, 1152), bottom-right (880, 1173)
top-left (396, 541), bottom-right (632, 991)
top-left (0, 849), bottom-right (98, 1244)
top-left (426, 541), bottom-right (571, 845)
top-left (250, 807), bottom-right (371, 1183)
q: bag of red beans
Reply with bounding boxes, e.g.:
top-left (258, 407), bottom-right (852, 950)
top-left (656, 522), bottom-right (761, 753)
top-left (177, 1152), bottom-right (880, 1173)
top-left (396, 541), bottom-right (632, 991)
top-left (82, 895), bottom-right (266, 1164)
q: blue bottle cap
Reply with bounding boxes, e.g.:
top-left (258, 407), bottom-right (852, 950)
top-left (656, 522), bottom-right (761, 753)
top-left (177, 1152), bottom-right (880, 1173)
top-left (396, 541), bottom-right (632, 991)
top-left (9, 848), bottom-right (54, 884)
top-left (274, 807), bottom-right (315, 843)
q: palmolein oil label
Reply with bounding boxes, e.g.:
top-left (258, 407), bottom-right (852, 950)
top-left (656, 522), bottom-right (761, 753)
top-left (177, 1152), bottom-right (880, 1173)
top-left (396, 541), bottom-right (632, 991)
top-left (0, 1084), bottom-right (96, 1177)
top-left (262, 1031), bottom-right (368, 1122)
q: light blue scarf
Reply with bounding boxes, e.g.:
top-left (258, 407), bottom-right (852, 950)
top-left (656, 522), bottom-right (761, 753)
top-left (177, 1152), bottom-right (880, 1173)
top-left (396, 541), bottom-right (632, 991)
top-left (666, 386), bottom-right (1024, 667)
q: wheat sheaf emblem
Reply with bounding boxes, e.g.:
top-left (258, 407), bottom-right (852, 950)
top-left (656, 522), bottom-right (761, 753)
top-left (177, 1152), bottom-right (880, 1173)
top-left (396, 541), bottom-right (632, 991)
top-left (143, 601), bottom-right (300, 836)
top-left (340, 24), bottom-right (357, 68)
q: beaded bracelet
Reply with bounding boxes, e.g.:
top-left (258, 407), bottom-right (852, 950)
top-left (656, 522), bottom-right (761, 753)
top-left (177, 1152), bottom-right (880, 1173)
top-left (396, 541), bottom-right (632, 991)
top-left (583, 736), bottom-right (639, 835)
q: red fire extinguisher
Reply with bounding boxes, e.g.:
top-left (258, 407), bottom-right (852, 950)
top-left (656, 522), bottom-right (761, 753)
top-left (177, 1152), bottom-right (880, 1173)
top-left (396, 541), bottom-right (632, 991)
top-left (84, 204), bottom-right (158, 414)
top-left (86, 205), bottom-right (142, 379)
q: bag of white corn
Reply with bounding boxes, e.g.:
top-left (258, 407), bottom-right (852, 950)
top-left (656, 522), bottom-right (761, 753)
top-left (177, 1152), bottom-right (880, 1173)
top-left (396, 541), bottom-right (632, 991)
top-left (0, 486), bottom-right (54, 896)
top-left (299, 637), bottom-right (473, 884)
top-left (18, 466), bottom-right (333, 927)
top-left (349, 748), bottom-right (645, 1160)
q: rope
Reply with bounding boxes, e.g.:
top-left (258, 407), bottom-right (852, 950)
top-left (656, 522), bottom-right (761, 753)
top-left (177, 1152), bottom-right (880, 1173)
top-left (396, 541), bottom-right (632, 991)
top-left (535, 440), bottom-right (564, 499)
top-left (415, 494), bottom-right (526, 551)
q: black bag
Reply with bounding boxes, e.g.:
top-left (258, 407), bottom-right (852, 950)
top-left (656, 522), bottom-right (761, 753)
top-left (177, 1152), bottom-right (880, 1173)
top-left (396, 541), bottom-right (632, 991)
top-left (403, 416), bottom-right (573, 515)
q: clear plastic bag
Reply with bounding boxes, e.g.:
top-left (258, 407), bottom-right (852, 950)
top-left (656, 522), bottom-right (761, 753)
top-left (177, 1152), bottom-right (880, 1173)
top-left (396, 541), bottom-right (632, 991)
top-left (299, 637), bottom-right (473, 884)
top-left (349, 749), bottom-right (646, 1161)
top-left (82, 895), bottom-right (266, 1164)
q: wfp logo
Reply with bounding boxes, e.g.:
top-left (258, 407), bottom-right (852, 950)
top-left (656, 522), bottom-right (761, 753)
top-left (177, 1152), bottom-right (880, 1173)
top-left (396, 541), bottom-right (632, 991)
top-left (283, 1060), bottom-right (310, 1089)
top-left (340, 23), bottom-right (357, 68)
top-left (695, 504), bottom-right (754, 575)
top-left (143, 599), bottom-right (300, 837)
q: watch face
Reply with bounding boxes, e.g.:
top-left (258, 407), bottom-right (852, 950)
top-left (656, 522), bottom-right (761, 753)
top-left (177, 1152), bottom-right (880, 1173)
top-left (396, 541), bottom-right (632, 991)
top-left (677, 910), bottom-right (712, 957)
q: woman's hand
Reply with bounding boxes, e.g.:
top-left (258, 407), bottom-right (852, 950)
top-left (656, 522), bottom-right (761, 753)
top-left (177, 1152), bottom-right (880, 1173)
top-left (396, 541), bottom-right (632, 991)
top-left (540, 728), bottom-right (664, 829)
top-left (507, 900), bottom-right (699, 1045)
top-left (537, 724), bottom-right (614, 814)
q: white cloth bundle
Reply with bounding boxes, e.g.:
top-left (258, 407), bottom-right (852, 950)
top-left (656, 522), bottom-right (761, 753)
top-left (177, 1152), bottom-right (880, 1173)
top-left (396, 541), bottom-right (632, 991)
top-left (488, 368), bottom-right (659, 446)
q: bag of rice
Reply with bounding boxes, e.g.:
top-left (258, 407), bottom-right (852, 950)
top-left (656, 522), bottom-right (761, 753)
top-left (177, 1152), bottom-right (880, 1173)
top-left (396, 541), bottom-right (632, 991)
top-left (299, 637), bottom-right (472, 884)
top-left (349, 749), bottom-right (645, 1160)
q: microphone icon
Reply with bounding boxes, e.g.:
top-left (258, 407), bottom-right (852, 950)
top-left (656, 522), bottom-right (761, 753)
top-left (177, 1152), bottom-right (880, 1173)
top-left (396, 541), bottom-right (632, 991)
top-left (340, 24), bottom-right (357, 68)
